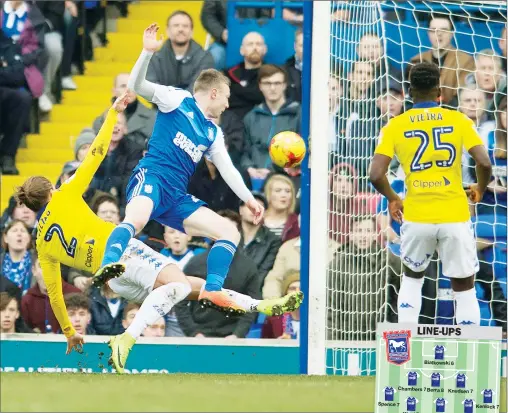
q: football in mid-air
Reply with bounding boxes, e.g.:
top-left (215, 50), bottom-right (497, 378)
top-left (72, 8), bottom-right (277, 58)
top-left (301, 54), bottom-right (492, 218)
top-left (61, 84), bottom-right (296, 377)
top-left (269, 131), bottom-right (306, 168)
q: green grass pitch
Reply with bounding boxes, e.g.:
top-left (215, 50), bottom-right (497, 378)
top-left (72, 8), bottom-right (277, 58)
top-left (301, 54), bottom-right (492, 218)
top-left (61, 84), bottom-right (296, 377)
top-left (1, 373), bottom-right (506, 412)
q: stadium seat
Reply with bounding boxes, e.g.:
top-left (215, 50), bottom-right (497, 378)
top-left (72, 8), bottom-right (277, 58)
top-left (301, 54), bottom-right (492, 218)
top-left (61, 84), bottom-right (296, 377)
top-left (226, 1), bottom-right (301, 67)
top-left (0, 1), bottom-right (209, 213)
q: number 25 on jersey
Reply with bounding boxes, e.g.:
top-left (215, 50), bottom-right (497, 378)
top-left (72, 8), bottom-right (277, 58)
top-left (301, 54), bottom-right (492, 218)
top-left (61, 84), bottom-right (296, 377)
top-left (405, 126), bottom-right (456, 172)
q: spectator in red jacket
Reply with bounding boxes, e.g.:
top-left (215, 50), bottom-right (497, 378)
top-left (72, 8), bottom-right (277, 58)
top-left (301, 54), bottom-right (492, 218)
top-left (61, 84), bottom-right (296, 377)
top-left (21, 251), bottom-right (80, 333)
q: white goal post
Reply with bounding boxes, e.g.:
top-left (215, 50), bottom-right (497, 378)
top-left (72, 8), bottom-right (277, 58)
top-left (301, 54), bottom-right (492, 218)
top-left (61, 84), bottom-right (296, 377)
top-left (304, 0), bottom-right (507, 376)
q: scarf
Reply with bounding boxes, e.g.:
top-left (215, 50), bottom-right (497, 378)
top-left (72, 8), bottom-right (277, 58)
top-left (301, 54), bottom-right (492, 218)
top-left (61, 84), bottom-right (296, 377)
top-left (2, 251), bottom-right (32, 294)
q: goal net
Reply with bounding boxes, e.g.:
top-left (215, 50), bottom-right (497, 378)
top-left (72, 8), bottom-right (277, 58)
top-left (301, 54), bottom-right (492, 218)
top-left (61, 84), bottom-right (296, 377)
top-left (316, 0), bottom-right (507, 376)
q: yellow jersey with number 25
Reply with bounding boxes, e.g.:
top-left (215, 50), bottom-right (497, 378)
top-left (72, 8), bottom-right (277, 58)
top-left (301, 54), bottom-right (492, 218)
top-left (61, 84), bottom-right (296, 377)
top-left (374, 102), bottom-right (483, 224)
top-left (35, 108), bottom-right (118, 337)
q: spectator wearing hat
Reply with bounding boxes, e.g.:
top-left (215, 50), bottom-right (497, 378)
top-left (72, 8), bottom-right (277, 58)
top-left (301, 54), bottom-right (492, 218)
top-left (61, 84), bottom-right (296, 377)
top-left (93, 73), bottom-right (156, 148)
top-left (74, 128), bottom-right (95, 162)
top-left (88, 111), bottom-right (143, 209)
top-left (262, 271), bottom-right (300, 339)
top-left (238, 192), bottom-right (281, 279)
top-left (188, 157), bottom-right (251, 213)
top-left (56, 160), bottom-right (80, 189)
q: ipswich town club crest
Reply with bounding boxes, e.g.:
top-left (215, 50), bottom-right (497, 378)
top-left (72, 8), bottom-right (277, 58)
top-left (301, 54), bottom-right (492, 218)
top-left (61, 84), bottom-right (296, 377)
top-left (383, 330), bottom-right (411, 365)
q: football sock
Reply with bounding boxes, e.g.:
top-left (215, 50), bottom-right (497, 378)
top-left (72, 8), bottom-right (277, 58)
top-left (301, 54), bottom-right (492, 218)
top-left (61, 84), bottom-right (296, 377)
top-left (223, 288), bottom-right (261, 312)
top-left (127, 282), bottom-right (191, 339)
top-left (101, 223), bottom-right (135, 267)
top-left (204, 240), bottom-right (237, 291)
top-left (397, 274), bottom-right (424, 323)
top-left (454, 288), bottom-right (481, 325)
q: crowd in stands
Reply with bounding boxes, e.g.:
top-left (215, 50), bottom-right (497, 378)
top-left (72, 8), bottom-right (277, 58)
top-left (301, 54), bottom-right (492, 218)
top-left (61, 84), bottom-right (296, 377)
top-left (0, 1), bottom-right (506, 341)
top-left (0, 0), bottom-right (119, 175)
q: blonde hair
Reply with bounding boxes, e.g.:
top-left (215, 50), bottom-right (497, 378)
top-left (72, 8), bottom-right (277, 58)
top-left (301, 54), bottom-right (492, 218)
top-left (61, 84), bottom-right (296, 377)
top-left (193, 69), bottom-right (231, 94)
top-left (264, 174), bottom-right (296, 214)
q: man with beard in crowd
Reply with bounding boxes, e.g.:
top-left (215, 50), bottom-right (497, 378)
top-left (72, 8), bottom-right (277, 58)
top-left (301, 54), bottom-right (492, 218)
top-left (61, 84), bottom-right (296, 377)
top-left (224, 31), bottom-right (267, 119)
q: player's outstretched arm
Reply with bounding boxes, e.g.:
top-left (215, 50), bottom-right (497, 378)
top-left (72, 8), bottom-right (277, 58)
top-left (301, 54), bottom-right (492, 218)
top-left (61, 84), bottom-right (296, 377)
top-left (64, 93), bottom-right (129, 195)
top-left (467, 145), bottom-right (492, 203)
top-left (39, 256), bottom-right (85, 354)
top-left (39, 256), bottom-right (75, 337)
top-left (369, 153), bottom-right (403, 224)
top-left (208, 134), bottom-right (264, 224)
top-left (127, 23), bottom-right (164, 102)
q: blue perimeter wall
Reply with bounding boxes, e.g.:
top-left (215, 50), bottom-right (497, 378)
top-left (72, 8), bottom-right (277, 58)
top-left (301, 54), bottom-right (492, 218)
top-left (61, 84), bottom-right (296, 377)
top-left (1, 336), bottom-right (506, 376)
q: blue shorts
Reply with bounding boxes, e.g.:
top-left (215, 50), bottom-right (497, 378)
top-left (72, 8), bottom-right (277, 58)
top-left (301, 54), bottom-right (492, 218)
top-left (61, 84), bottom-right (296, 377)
top-left (126, 168), bottom-right (206, 233)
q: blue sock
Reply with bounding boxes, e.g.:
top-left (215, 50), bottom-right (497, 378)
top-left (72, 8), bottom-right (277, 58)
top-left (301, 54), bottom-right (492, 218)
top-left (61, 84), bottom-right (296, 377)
top-left (205, 240), bottom-right (237, 291)
top-left (101, 223), bottom-right (136, 267)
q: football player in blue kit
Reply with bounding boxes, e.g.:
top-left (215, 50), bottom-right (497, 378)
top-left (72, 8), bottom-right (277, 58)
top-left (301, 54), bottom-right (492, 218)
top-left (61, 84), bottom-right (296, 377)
top-left (95, 24), bottom-right (270, 314)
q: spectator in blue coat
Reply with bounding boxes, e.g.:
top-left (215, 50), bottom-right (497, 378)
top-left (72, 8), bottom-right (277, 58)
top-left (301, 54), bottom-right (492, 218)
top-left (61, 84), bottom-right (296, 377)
top-left (1, 220), bottom-right (32, 295)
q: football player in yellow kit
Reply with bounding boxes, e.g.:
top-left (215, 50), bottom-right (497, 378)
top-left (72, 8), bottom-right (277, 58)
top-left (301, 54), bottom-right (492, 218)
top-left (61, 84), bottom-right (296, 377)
top-left (369, 62), bottom-right (492, 326)
top-left (14, 92), bottom-right (303, 372)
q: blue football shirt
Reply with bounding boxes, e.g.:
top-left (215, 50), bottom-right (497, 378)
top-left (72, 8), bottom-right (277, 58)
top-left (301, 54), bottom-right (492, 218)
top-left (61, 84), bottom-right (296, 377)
top-left (435, 397), bottom-right (447, 412)
top-left (407, 371), bottom-right (418, 386)
top-left (462, 399), bottom-right (474, 413)
top-left (482, 389), bottom-right (493, 403)
top-left (384, 386), bottom-right (395, 401)
top-left (136, 86), bottom-right (225, 193)
top-left (456, 373), bottom-right (467, 388)
top-left (406, 397), bottom-right (417, 411)
top-left (435, 345), bottom-right (445, 360)
top-left (431, 373), bottom-right (442, 387)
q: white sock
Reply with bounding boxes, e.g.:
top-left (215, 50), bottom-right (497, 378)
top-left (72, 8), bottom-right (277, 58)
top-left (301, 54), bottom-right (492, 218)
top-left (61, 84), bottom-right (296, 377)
top-left (127, 282), bottom-right (191, 339)
top-left (454, 288), bottom-right (481, 325)
top-left (397, 274), bottom-right (425, 323)
top-left (223, 288), bottom-right (261, 312)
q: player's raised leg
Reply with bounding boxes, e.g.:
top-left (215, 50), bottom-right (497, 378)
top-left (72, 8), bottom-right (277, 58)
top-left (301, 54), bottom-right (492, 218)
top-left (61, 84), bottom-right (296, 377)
top-left (438, 222), bottom-right (481, 325)
top-left (183, 206), bottom-right (244, 312)
top-left (398, 222), bottom-right (437, 323)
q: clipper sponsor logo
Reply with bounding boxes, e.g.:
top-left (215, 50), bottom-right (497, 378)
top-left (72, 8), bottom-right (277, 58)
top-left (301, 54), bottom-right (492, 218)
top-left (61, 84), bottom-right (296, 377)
top-left (85, 243), bottom-right (94, 268)
top-left (173, 131), bottom-right (207, 163)
top-left (413, 176), bottom-right (450, 189)
top-left (403, 254), bottom-right (430, 268)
